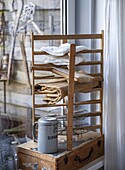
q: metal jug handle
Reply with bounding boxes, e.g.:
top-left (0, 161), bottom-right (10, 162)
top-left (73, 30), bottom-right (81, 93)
top-left (32, 121), bottom-right (38, 142)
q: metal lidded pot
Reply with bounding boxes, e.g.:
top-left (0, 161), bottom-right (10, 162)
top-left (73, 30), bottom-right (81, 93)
top-left (33, 117), bottom-right (58, 154)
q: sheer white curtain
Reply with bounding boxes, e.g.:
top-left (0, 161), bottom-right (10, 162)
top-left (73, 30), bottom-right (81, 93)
top-left (104, 0), bottom-right (125, 170)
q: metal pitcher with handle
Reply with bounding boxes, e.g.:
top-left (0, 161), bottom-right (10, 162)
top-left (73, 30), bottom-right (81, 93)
top-left (33, 117), bottom-right (58, 154)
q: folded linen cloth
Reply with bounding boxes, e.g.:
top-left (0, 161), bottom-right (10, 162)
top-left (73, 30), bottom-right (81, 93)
top-left (39, 43), bottom-right (88, 66)
top-left (40, 43), bottom-right (88, 56)
top-left (42, 54), bottom-right (85, 66)
top-left (35, 80), bottom-right (100, 105)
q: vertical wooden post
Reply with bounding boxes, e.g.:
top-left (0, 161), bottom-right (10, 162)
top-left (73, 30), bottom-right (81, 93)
top-left (62, 39), bottom-right (67, 44)
top-left (100, 30), bottom-right (104, 134)
top-left (31, 32), bottom-right (35, 140)
top-left (3, 80), bottom-right (6, 113)
top-left (67, 44), bottom-right (76, 151)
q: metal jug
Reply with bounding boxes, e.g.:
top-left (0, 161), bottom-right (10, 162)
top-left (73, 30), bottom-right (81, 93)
top-left (33, 117), bottom-right (58, 154)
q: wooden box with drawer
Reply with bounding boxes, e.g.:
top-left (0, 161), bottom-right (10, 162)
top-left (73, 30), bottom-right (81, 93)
top-left (18, 132), bottom-right (104, 170)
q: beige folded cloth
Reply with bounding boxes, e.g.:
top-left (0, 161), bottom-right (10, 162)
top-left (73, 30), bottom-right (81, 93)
top-left (35, 80), bottom-right (100, 104)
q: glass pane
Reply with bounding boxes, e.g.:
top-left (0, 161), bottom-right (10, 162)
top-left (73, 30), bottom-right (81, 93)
top-left (0, 0), bottom-right (61, 169)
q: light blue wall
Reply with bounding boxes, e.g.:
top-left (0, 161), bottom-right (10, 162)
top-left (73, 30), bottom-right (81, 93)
top-left (74, 0), bottom-right (105, 125)
top-left (75, 0), bottom-right (93, 124)
top-left (75, 0), bottom-right (92, 34)
top-left (75, 0), bottom-right (105, 34)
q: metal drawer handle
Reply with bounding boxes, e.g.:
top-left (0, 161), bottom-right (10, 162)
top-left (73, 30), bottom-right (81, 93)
top-left (74, 147), bottom-right (94, 163)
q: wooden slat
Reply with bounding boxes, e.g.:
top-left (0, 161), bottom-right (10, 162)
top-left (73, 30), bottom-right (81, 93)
top-left (32, 66), bottom-right (52, 71)
top-left (74, 99), bottom-right (102, 106)
top-left (33, 34), bottom-right (102, 40)
top-left (34, 99), bottom-right (101, 108)
top-left (34, 51), bottom-right (49, 55)
top-left (32, 62), bottom-right (102, 71)
top-left (100, 30), bottom-right (104, 134)
top-left (78, 49), bottom-right (103, 53)
top-left (33, 49), bottom-right (103, 55)
top-left (67, 44), bottom-right (76, 151)
top-left (56, 111), bottom-right (101, 120)
top-left (73, 125), bottom-right (101, 131)
top-left (33, 63), bottom-right (54, 67)
top-left (79, 61), bottom-right (102, 65)
top-left (89, 73), bottom-right (103, 77)
top-left (34, 103), bottom-right (67, 108)
top-left (34, 75), bottom-right (54, 80)
top-left (32, 62), bottom-right (102, 68)
top-left (73, 111), bottom-right (101, 118)
top-left (87, 88), bottom-right (102, 92)
top-left (32, 62), bottom-right (102, 70)
top-left (32, 65), bottom-right (103, 73)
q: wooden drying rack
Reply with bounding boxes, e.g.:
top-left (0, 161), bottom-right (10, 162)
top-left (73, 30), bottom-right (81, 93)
top-left (31, 31), bottom-right (104, 151)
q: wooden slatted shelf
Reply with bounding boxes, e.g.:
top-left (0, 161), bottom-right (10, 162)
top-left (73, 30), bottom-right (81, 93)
top-left (31, 31), bottom-right (104, 151)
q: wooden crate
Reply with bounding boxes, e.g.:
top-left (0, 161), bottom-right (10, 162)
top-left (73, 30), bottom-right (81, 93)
top-left (18, 132), bottom-right (104, 170)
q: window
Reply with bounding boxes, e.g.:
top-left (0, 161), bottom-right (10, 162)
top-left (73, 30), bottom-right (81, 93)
top-left (0, 0), bottom-right (63, 168)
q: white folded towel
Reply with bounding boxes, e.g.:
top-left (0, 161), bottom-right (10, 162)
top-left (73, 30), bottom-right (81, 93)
top-left (40, 43), bottom-right (88, 56)
top-left (43, 54), bottom-right (85, 65)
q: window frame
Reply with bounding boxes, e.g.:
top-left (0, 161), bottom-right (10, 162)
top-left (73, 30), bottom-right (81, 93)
top-left (61, 0), bottom-right (75, 35)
